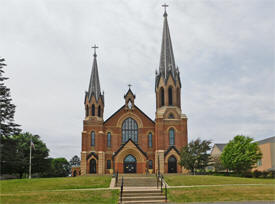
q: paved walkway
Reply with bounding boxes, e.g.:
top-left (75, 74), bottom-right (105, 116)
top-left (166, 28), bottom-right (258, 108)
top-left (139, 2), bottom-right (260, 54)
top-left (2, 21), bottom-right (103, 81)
top-left (166, 202), bottom-right (275, 204)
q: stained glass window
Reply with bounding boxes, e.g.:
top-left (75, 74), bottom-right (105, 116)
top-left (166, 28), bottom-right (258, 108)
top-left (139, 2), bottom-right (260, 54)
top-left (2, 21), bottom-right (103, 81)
top-left (148, 133), bottom-right (152, 148)
top-left (169, 128), bottom-right (175, 145)
top-left (91, 131), bottom-right (95, 146)
top-left (122, 118), bottom-right (138, 143)
top-left (107, 132), bottom-right (111, 147)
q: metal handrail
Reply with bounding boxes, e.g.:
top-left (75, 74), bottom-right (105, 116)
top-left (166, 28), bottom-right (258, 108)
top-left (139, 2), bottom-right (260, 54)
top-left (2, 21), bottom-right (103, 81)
top-left (120, 176), bottom-right (124, 203)
top-left (115, 171), bottom-right (118, 187)
top-left (157, 173), bottom-right (168, 202)
top-left (165, 183), bottom-right (167, 202)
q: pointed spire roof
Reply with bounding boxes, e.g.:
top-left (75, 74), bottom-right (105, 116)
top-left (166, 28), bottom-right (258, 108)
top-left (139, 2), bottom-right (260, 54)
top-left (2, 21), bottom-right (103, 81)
top-left (159, 4), bottom-right (176, 79)
top-left (87, 45), bottom-right (101, 101)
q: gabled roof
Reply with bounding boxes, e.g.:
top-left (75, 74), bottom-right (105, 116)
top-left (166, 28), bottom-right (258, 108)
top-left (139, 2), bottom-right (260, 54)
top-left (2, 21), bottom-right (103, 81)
top-left (112, 138), bottom-right (148, 159)
top-left (124, 88), bottom-right (136, 99)
top-left (104, 104), bottom-right (155, 125)
top-left (86, 152), bottom-right (98, 160)
top-left (213, 144), bottom-right (227, 152)
top-left (164, 145), bottom-right (180, 157)
top-left (257, 136), bottom-right (275, 145)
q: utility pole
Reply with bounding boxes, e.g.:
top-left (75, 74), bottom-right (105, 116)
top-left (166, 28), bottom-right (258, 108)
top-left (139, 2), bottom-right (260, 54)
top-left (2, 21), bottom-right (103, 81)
top-left (29, 134), bottom-right (32, 179)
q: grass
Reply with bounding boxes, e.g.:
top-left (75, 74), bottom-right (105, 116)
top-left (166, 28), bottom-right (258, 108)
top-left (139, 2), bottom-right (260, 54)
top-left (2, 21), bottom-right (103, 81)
top-left (168, 185), bottom-right (275, 203)
top-left (0, 175), bottom-right (111, 194)
top-left (164, 174), bottom-right (275, 186)
top-left (1, 190), bottom-right (119, 204)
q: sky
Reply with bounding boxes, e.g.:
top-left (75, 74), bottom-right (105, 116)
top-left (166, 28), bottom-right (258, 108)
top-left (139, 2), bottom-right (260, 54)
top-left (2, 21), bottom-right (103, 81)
top-left (0, 0), bottom-right (274, 160)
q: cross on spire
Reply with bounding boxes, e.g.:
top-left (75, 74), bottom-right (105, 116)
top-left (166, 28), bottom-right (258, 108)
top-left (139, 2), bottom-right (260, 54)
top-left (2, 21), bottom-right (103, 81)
top-left (162, 3), bottom-right (168, 16)
top-left (128, 84), bottom-right (132, 89)
top-left (92, 44), bottom-right (99, 57)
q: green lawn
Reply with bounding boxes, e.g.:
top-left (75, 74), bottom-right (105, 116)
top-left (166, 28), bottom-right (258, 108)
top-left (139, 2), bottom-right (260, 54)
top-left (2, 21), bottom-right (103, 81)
top-left (0, 175), bottom-right (111, 194)
top-left (164, 175), bottom-right (275, 186)
top-left (1, 190), bottom-right (119, 204)
top-left (168, 185), bottom-right (275, 203)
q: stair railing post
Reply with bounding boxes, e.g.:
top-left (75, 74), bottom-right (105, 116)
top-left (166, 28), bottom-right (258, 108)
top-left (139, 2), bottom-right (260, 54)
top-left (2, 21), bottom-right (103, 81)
top-left (161, 175), bottom-right (163, 193)
top-left (165, 183), bottom-right (167, 202)
top-left (120, 176), bottom-right (123, 203)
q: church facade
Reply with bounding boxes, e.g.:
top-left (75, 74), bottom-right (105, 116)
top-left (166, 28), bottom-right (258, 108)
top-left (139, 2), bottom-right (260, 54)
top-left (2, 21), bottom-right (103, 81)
top-left (80, 8), bottom-right (188, 175)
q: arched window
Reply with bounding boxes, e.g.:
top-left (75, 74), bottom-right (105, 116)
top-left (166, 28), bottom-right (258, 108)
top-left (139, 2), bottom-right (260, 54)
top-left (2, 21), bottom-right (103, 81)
top-left (160, 87), bottom-right (164, 107)
top-left (148, 133), bottom-right (152, 148)
top-left (168, 113), bottom-right (174, 119)
top-left (91, 131), bottom-right (95, 146)
top-left (169, 128), bottom-right (175, 146)
top-left (122, 118), bottom-right (138, 143)
top-left (86, 105), bottom-right (89, 117)
top-left (107, 160), bottom-right (111, 169)
top-left (168, 86), bottom-right (173, 106)
top-left (98, 106), bottom-right (101, 117)
top-left (148, 160), bottom-right (153, 169)
top-left (91, 104), bottom-right (95, 116)
top-left (107, 132), bottom-right (111, 147)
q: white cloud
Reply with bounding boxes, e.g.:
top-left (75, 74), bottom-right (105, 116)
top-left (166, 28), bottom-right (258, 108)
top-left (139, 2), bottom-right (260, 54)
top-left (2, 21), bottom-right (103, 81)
top-left (0, 0), bottom-right (274, 159)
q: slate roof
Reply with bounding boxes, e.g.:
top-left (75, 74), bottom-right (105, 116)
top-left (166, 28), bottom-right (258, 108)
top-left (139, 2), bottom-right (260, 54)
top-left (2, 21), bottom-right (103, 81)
top-left (214, 144), bottom-right (227, 152)
top-left (112, 138), bottom-right (148, 159)
top-left (164, 145), bottom-right (180, 157)
top-left (155, 9), bottom-right (181, 89)
top-left (256, 136), bottom-right (275, 145)
top-left (87, 52), bottom-right (103, 102)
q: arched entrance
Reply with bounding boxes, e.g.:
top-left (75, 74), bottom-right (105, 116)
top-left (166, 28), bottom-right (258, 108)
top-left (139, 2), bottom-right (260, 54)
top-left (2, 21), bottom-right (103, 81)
top-left (124, 155), bottom-right (136, 173)
top-left (89, 159), bottom-right (96, 173)
top-left (168, 156), bottom-right (177, 173)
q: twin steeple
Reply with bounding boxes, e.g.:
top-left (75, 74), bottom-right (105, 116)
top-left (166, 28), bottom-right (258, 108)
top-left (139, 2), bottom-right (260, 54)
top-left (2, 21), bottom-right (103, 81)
top-left (87, 45), bottom-right (104, 103)
top-left (85, 45), bottom-right (104, 120)
top-left (156, 4), bottom-right (180, 87)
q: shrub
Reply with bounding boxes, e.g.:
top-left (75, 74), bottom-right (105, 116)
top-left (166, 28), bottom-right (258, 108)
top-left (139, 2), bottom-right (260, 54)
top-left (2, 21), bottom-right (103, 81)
top-left (252, 170), bottom-right (262, 178)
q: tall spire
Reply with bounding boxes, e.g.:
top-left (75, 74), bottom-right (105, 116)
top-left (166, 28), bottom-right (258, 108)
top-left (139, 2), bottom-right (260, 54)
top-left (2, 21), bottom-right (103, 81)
top-left (159, 4), bottom-right (176, 79)
top-left (87, 44), bottom-right (101, 101)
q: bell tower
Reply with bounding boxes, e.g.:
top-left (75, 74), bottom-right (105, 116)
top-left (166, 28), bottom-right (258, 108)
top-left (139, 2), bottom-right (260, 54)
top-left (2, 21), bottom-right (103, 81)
top-left (154, 5), bottom-right (188, 174)
top-left (81, 45), bottom-right (105, 175)
top-left (84, 45), bottom-right (104, 120)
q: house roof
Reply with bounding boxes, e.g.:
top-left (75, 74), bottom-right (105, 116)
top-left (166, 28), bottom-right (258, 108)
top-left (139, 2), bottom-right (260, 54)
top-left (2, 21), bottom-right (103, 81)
top-left (214, 144), bottom-right (227, 152)
top-left (256, 136), bottom-right (275, 145)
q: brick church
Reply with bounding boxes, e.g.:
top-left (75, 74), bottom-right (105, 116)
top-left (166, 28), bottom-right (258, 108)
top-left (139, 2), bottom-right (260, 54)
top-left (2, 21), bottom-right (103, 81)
top-left (80, 7), bottom-right (188, 175)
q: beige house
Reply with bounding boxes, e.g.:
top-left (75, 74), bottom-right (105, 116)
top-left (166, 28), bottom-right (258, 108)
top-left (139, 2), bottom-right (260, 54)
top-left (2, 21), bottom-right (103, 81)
top-left (211, 144), bottom-right (227, 157)
top-left (254, 136), bottom-right (275, 172)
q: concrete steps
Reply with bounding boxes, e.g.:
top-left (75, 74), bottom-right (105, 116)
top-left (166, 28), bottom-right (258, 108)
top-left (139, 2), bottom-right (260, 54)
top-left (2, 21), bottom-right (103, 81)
top-left (117, 177), bottom-right (157, 187)
top-left (118, 177), bottom-right (166, 204)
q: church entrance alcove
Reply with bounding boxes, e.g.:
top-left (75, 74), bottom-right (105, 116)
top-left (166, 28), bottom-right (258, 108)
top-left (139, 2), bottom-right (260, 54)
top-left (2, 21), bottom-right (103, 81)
top-left (124, 154), bottom-right (136, 173)
top-left (168, 156), bottom-right (177, 173)
top-left (89, 159), bottom-right (96, 174)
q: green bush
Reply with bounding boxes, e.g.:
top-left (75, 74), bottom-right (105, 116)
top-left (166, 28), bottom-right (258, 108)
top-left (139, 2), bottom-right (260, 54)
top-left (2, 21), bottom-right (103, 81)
top-left (252, 170), bottom-right (262, 178)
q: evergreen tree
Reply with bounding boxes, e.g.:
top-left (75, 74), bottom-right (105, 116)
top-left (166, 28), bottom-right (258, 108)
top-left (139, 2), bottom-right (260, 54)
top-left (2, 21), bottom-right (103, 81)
top-left (1, 132), bottom-right (50, 178)
top-left (0, 57), bottom-right (21, 137)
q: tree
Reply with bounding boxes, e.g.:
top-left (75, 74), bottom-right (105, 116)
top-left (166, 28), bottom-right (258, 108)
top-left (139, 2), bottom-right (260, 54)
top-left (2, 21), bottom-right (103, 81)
top-left (221, 135), bottom-right (262, 173)
top-left (0, 58), bottom-right (21, 137)
top-left (52, 158), bottom-right (71, 177)
top-left (211, 155), bottom-right (225, 172)
top-left (1, 132), bottom-right (50, 178)
top-left (70, 155), bottom-right (80, 167)
top-left (180, 138), bottom-right (211, 173)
